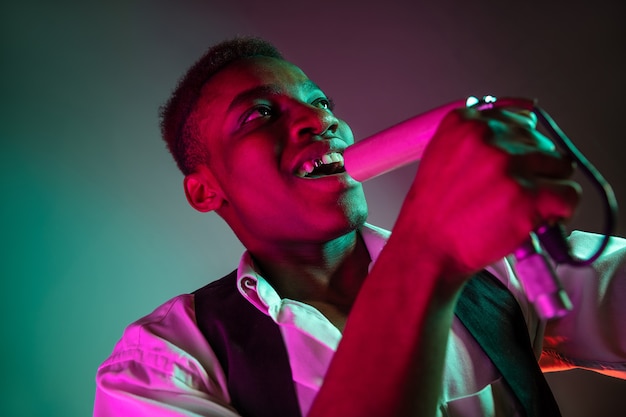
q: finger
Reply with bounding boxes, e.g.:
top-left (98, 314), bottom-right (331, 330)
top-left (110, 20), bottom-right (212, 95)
top-left (497, 109), bottom-right (538, 129)
top-left (474, 115), bottom-right (555, 155)
top-left (478, 108), bottom-right (537, 129)
top-left (513, 110), bottom-right (537, 129)
top-left (490, 127), bottom-right (556, 155)
top-left (519, 178), bottom-right (582, 226)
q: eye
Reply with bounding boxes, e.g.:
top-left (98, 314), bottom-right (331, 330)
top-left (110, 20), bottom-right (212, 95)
top-left (312, 97), bottom-right (335, 112)
top-left (242, 105), bottom-right (274, 124)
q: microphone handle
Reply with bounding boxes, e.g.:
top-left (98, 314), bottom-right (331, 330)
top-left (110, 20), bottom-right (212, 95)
top-left (512, 229), bottom-right (573, 320)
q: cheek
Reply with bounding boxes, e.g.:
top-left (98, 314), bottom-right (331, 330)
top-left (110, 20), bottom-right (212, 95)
top-left (338, 121), bottom-right (355, 145)
top-left (224, 140), bottom-right (278, 177)
top-left (217, 144), bottom-right (286, 205)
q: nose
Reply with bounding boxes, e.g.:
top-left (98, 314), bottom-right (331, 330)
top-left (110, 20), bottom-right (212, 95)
top-left (289, 102), bottom-right (339, 141)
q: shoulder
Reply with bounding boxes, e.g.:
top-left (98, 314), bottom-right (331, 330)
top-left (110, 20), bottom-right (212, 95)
top-left (96, 290), bottom-right (234, 396)
top-left (94, 292), bottom-right (236, 414)
top-left (119, 294), bottom-right (197, 348)
top-left (100, 294), bottom-right (205, 371)
top-left (194, 270), bottom-right (238, 300)
top-left (101, 271), bottom-right (241, 372)
top-left (98, 281), bottom-right (236, 380)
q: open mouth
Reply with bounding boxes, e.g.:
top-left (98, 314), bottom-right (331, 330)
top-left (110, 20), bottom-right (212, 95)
top-left (296, 151), bottom-right (346, 178)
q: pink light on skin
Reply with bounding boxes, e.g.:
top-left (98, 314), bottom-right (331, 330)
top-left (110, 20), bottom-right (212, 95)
top-left (345, 95), bottom-right (533, 184)
top-left (184, 56), bottom-right (369, 263)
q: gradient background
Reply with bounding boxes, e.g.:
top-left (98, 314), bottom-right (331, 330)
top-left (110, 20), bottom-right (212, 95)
top-left (2, 1), bottom-right (625, 416)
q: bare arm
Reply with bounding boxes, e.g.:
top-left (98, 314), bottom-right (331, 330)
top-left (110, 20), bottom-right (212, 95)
top-left (308, 108), bottom-right (579, 416)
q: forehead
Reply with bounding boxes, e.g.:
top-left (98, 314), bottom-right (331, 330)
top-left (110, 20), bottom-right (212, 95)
top-left (199, 56), bottom-right (319, 108)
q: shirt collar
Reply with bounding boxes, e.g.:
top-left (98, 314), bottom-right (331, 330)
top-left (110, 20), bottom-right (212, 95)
top-left (236, 223), bottom-right (390, 317)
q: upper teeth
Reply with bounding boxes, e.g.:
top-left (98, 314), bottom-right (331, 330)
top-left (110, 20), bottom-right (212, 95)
top-left (297, 152), bottom-right (344, 177)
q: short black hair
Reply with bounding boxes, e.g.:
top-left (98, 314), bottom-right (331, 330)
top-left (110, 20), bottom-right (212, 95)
top-left (159, 36), bottom-right (284, 175)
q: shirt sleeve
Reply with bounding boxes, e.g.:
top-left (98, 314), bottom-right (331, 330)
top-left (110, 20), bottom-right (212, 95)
top-left (538, 231), bottom-right (626, 378)
top-left (94, 295), bottom-right (242, 417)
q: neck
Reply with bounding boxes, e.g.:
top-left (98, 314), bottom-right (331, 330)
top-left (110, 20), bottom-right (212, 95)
top-left (248, 229), bottom-right (371, 310)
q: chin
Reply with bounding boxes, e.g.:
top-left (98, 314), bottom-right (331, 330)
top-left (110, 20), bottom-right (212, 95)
top-left (326, 205), bottom-right (369, 239)
top-left (340, 196), bottom-right (369, 229)
top-left (348, 209), bottom-right (369, 231)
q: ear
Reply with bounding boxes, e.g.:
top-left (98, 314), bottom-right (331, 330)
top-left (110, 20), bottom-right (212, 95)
top-left (183, 166), bottom-right (225, 213)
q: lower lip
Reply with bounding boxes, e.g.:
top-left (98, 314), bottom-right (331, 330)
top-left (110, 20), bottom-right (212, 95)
top-left (295, 172), bottom-right (360, 189)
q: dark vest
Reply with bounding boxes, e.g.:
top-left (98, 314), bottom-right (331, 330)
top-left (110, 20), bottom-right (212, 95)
top-left (193, 270), bottom-right (561, 417)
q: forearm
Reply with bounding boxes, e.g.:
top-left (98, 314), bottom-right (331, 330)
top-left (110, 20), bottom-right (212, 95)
top-left (308, 228), bottom-right (464, 417)
top-left (308, 105), bottom-right (580, 416)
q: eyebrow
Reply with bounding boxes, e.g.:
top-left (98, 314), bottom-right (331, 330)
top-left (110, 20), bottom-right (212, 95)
top-left (227, 80), bottom-right (324, 113)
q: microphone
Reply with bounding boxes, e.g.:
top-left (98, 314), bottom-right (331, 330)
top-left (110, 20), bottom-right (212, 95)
top-left (344, 99), bottom-right (468, 182)
top-left (343, 97), bottom-right (577, 320)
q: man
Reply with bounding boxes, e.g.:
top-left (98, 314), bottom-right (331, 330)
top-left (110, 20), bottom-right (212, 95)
top-left (94, 37), bottom-right (626, 416)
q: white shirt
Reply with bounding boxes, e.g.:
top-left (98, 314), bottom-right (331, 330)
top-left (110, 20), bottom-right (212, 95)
top-left (94, 225), bottom-right (626, 416)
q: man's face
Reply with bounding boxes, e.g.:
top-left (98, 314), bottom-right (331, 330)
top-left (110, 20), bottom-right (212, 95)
top-left (193, 56), bottom-right (368, 249)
